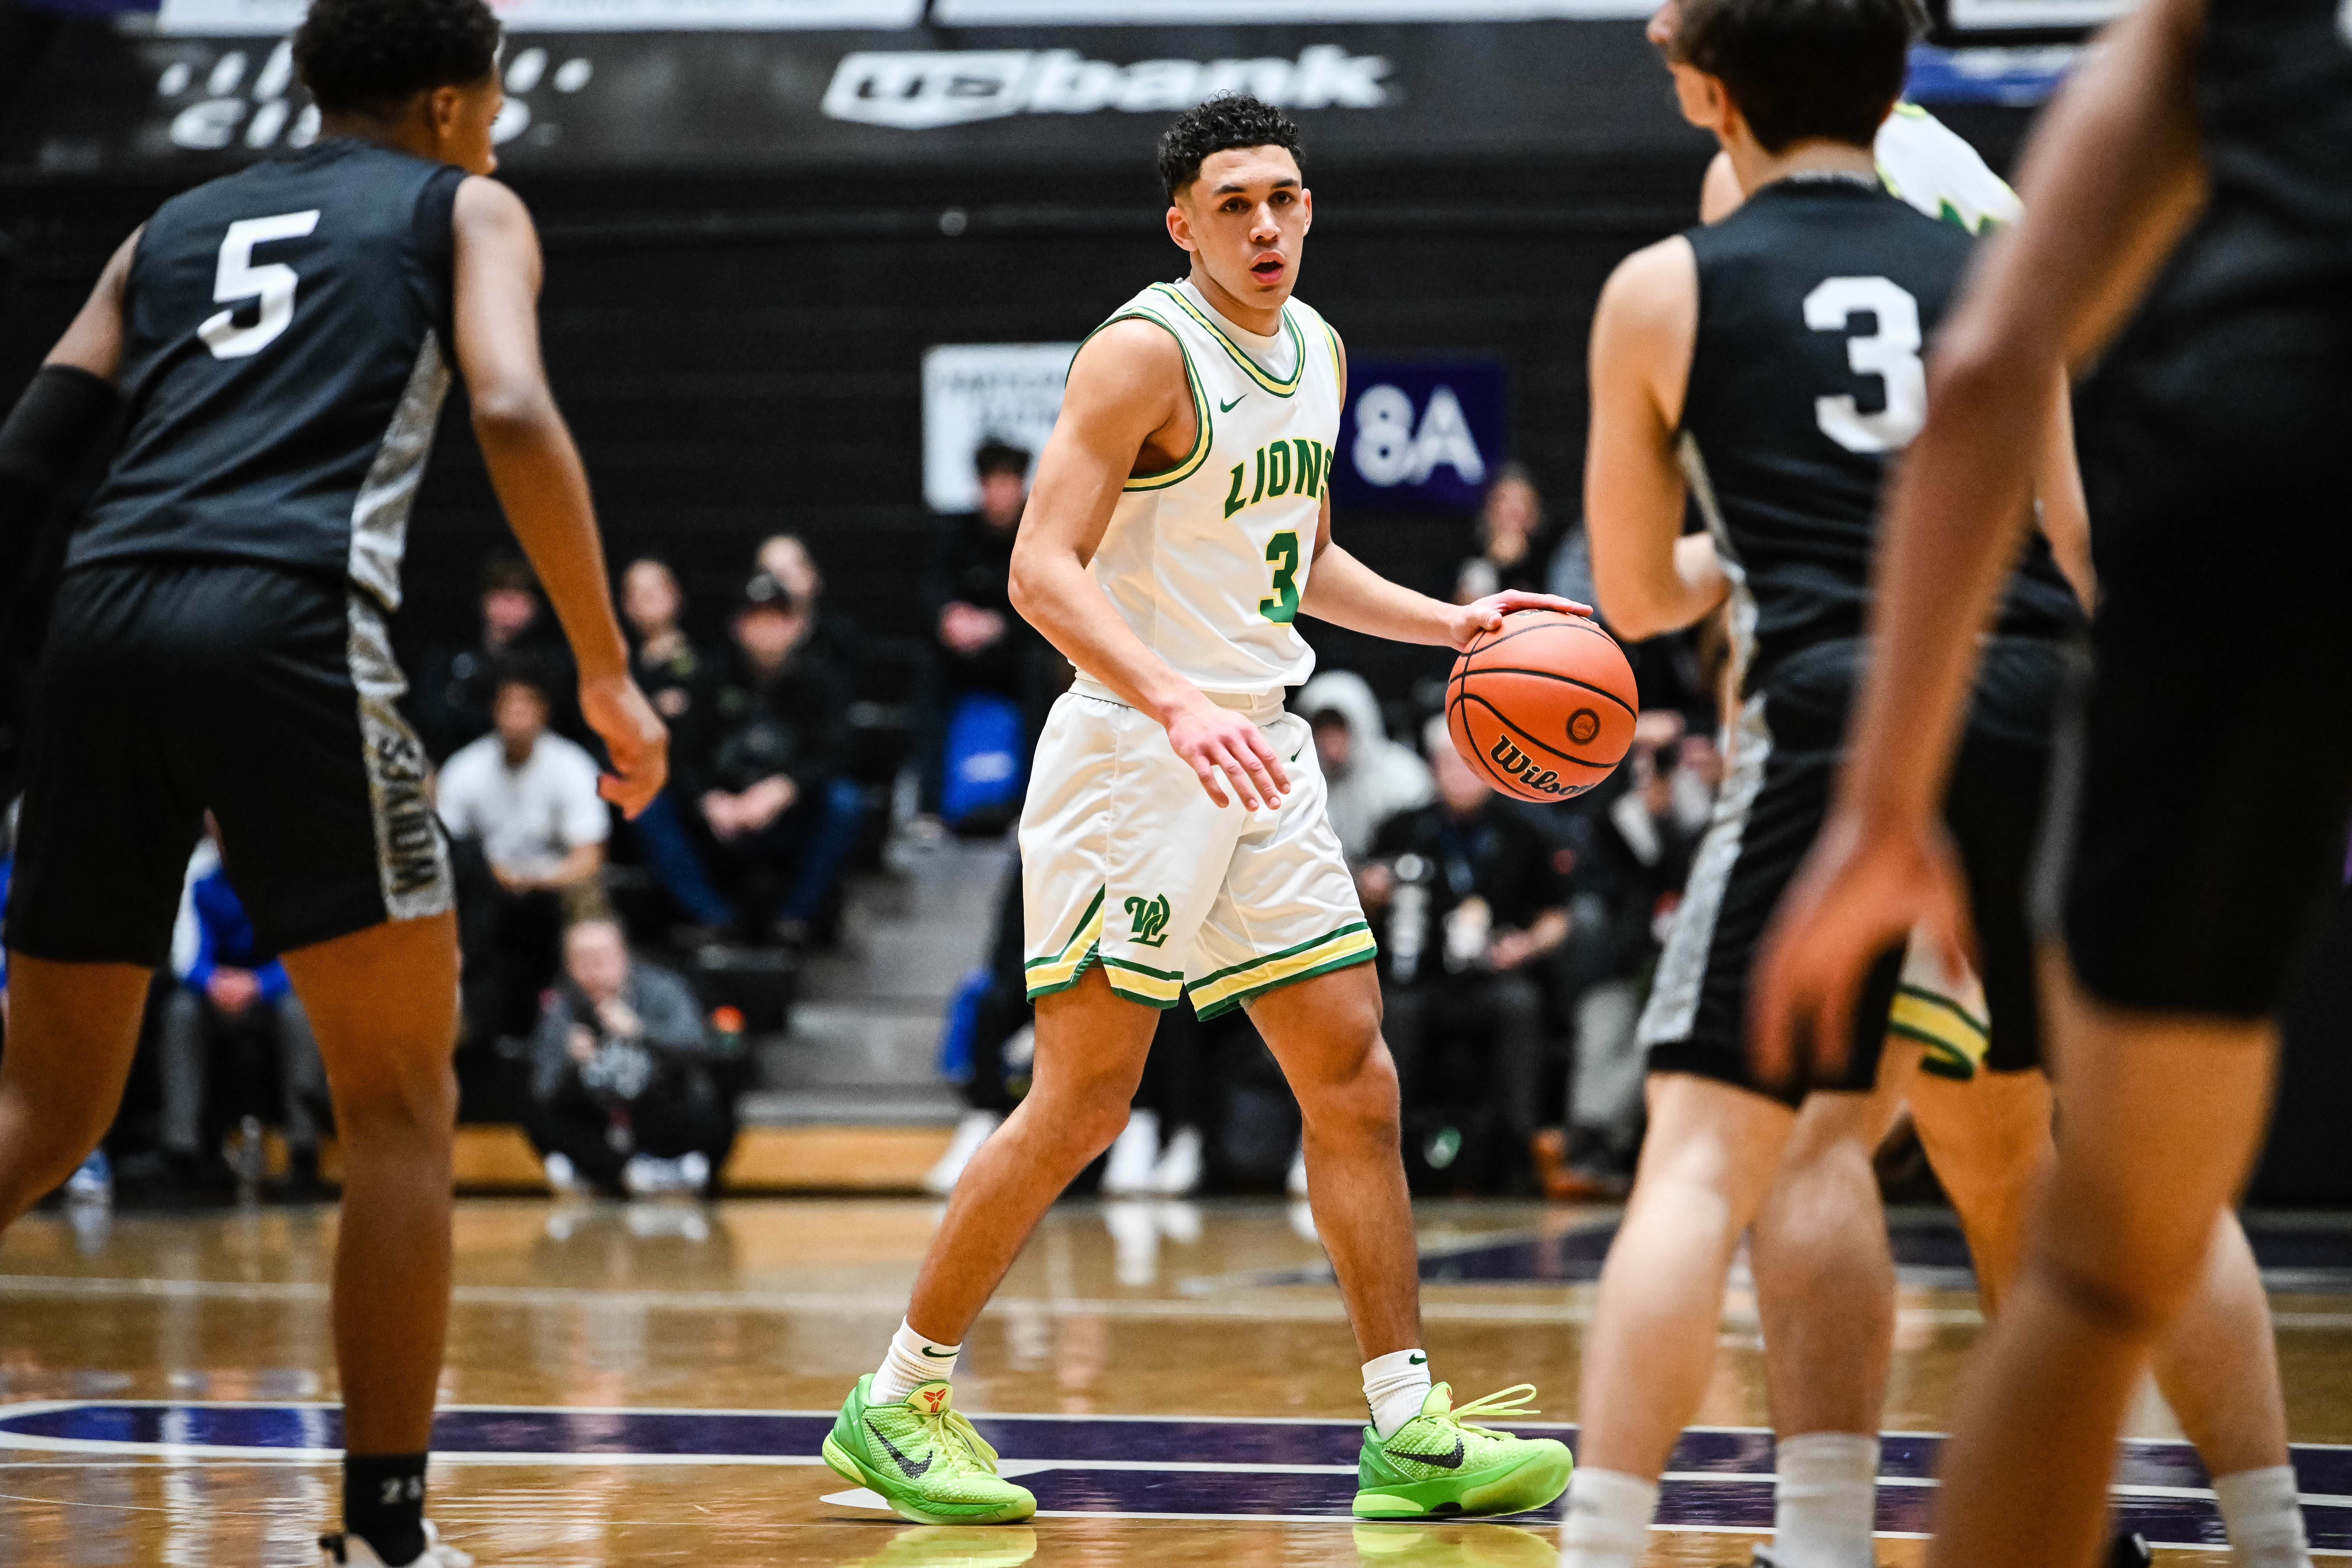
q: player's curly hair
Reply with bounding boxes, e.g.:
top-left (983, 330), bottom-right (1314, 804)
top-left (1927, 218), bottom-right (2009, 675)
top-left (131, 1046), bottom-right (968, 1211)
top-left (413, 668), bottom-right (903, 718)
top-left (294, 0), bottom-right (503, 119)
top-left (1672, 0), bottom-right (1924, 153)
top-left (1156, 93), bottom-right (1305, 202)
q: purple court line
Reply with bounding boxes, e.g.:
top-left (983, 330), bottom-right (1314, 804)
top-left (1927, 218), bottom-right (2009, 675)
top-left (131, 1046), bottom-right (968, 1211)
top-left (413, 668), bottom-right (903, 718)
top-left (6, 1400), bottom-right (2352, 1551)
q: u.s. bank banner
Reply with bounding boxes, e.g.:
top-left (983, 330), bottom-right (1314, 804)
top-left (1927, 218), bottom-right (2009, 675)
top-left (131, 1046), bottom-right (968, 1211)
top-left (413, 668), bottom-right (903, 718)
top-left (3, 15), bottom-right (1706, 176)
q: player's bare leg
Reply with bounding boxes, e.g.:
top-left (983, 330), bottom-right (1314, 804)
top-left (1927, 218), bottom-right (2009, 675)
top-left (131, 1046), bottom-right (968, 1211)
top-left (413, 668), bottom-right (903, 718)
top-left (1573, 1075), bottom-right (1795, 1482)
top-left (1751, 1067), bottom-right (1909, 1436)
top-left (1904, 1056), bottom-right (2050, 1314)
top-left (1911, 1058), bottom-right (2301, 1558)
top-left (1249, 960), bottom-right (1573, 1520)
top-left (0, 956), bottom-right (150, 1224)
top-left (899, 965), bottom-right (1158, 1344)
top-left (1926, 954), bottom-right (2275, 1568)
top-left (1245, 963), bottom-right (1419, 1357)
top-left (279, 911), bottom-right (463, 1458)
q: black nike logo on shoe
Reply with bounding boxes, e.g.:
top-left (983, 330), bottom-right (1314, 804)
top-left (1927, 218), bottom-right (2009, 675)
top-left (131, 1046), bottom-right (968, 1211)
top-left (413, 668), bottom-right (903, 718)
top-left (868, 1421), bottom-right (934, 1478)
top-left (1396, 1438), bottom-right (1466, 1470)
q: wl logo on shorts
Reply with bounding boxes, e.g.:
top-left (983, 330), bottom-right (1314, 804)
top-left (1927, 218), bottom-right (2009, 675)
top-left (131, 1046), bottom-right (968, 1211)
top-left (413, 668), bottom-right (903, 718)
top-left (1125, 894), bottom-right (1173, 947)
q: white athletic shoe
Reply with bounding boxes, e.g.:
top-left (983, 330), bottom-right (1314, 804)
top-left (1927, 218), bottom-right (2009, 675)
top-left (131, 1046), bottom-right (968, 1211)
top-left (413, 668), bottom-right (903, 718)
top-left (1099, 1109), bottom-right (1161, 1196)
top-left (541, 1152), bottom-right (590, 1197)
top-left (924, 1110), bottom-right (1002, 1196)
top-left (1285, 1141), bottom-right (1309, 1197)
top-left (318, 1520), bottom-right (474, 1567)
top-left (1150, 1126), bottom-right (1203, 1196)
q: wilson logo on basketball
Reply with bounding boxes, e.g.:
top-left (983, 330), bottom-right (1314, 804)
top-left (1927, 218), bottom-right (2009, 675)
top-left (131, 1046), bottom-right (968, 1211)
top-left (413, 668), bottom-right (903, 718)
top-left (1566, 708), bottom-right (1601, 746)
top-left (1487, 737), bottom-right (1585, 799)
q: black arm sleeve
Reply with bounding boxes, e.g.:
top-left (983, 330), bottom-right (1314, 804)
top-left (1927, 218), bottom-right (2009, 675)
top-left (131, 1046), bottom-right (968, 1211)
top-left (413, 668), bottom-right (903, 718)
top-left (0, 365), bottom-right (119, 648)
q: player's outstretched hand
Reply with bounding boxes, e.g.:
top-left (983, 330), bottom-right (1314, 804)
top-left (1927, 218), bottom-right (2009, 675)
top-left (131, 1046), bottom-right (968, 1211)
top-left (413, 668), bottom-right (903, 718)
top-left (581, 673), bottom-right (670, 820)
top-left (1448, 590), bottom-right (1593, 650)
top-left (1165, 696), bottom-right (1291, 812)
top-left (1750, 804), bottom-right (1974, 1091)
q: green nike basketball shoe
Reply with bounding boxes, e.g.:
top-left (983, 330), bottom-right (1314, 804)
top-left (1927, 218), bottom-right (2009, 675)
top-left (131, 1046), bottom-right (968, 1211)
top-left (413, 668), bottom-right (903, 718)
top-left (823, 1376), bottom-right (1037, 1525)
top-left (1352, 1383), bottom-right (1573, 1520)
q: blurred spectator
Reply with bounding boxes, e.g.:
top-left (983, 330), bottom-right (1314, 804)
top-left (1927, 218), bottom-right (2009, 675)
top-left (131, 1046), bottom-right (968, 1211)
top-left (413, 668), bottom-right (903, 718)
top-left (1451, 464), bottom-right (1565, 606)
top-left (1294, 670), bottom-right (1434, 863)
top-left (526, 919), bottom-right (736, 1196)
top-left (919, 441), bottom-right (1059, 822)
top-left (618, 559), bottom-right (734, 935)
top-left (927, 861), bottom-right (1033, 1194)
top-left (1360, 719), bottom-right (1574, 1191)
top-left (758, 533), bottom-right (861, 671)
top-left (413, 553), bottom-right (575, 761)
top-left (439, 671), bottom-right (610, 1040)
top-left (1535, 711), bottom-right (1702, 1198)
top-left (691, 574), bottom-right (863, 947)
top-left (159, 831), bottom-right (332, 1197)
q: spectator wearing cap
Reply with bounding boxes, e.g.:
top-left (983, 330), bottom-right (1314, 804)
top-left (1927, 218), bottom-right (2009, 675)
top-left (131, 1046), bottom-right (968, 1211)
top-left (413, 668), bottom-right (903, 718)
top-left (918, 440), bottom-right (1061, 819)
top-left (688, 573), bottom-right (862, 947)
top-left (1293, 670), bottom-right (1434, 864)
top-left (757, 532), bottom-right (863, 674)
top-left (437, 668), bottom-right (611, 1040)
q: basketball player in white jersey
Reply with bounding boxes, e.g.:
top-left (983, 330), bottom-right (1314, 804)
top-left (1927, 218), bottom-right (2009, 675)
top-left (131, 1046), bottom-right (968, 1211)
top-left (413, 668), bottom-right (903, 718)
top-left (1631, 9), bottom-right (2308, 1565)
top-left (818, 94), bottom-right (1581, 1528)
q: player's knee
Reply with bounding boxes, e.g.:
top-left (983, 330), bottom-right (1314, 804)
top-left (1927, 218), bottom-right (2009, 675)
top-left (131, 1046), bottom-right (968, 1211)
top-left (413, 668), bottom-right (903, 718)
top-left (1301, 1034), bottom-right (1400, 1140)
top-left (332, 1059), bottom-right (457, 1147)
top-left (2031, 1208), bottom-right (2213, 1337)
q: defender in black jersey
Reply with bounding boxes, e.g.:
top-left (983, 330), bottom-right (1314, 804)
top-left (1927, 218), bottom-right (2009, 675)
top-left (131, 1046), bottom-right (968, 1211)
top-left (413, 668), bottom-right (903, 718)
top-left (1553, 0), bottom-right (2094, 1560)
top-left (0, 2), bottom-right (664, 1565)
top-left (1754, 0), bottom-right (2352, 1557)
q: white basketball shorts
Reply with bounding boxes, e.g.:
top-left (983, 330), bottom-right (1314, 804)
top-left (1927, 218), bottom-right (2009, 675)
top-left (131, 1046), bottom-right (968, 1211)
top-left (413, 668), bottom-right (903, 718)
top-left (1020, 681), bottom-right (1375, 1018)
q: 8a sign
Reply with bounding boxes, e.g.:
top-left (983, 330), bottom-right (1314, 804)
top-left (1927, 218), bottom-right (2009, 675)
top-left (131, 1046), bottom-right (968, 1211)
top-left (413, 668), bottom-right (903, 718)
top-left (1331, 359), bottom-right (1507, 513)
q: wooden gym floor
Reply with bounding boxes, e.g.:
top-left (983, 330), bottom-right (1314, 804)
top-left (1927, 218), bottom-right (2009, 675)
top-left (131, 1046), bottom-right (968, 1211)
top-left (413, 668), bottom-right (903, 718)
top-left (5, 1197), bottom-right (2351, 1566)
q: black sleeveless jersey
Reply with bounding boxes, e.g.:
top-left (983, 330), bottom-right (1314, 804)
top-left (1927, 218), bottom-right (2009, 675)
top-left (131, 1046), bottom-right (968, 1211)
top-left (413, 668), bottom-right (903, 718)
top-left (1678, 178), bottom-right (2083, 691)
top-left (2075, 0), bottom-right (2352, 584)
top-left (70, 139), bottom-right (465, 611)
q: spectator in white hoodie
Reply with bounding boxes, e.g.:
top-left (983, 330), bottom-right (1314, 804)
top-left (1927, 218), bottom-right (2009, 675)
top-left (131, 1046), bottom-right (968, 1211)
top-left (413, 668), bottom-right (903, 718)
top-left (1293, 671), bottom-right (1433, 864)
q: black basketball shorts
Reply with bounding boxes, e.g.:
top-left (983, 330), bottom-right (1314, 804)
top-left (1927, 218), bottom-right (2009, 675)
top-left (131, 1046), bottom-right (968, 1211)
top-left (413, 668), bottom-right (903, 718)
top-left (2047, 580), bottom-right (2352, 1017)
top-left (1639, 635), bottom-right (2063, 1103)
top-left (5, 561), bottom-right (453, 968)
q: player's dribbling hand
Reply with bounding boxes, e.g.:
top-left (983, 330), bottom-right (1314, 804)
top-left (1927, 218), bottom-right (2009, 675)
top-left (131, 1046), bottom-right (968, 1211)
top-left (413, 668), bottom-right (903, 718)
top-left (1448, 590), bottom-right (1593, 650)
top-left (1749, 804), bottom-right (1974, 1092)
top-left (582, 674), bottom-right (670, 819)
top-left (1166, 697), bottom-right (1291, 812)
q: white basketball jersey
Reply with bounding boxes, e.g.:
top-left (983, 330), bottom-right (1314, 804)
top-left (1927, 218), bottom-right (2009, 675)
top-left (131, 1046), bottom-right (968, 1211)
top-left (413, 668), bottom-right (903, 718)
top-left (1081, 278), bottom-right (1344, 696)
top-left (1876, 102), bottom-right (2023, 235)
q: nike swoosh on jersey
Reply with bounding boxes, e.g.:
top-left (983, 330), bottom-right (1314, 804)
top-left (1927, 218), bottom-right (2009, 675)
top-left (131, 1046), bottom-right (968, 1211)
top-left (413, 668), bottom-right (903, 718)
top-left (868, 1421), bottom-right (934, 1478)
top-left (1394, 1438), bottom-right (1466, 1470)
top-left (1220, 394), bottom-right (1247, 412)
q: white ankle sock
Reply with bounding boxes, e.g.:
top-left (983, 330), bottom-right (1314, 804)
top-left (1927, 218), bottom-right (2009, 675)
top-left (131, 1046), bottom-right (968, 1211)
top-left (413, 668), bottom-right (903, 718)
top-left (871, 1318), bottom-right (959, 1404)
top-left (1559, 1466), bottom-right (1658, 1568)
top-left (1772, 1432), bottom-right (1880, 1568)
top-left (1361, 1348), bottom-right (1433, 1439)
top-left (2213, 1465), bottom-right (2311, 1568)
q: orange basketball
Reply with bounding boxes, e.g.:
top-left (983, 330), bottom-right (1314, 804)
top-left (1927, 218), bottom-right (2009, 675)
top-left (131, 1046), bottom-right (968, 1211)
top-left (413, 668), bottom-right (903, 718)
top-left (1445, 609), bottom-right (1639, 802)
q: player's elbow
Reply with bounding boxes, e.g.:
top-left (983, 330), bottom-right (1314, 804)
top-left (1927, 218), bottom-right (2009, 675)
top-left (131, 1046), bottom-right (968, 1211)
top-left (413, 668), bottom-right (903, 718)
top-left (1594, 575), bottom-right (1673, 643)
top-left (468, 382), bottom-right (559, 441)
top-left (1006, 544), bottom-right (1050, 630)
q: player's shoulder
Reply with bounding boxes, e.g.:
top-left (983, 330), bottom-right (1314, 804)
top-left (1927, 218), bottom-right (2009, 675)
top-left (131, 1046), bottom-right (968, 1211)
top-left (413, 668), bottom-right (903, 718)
top-left (1070, 289), bottom-right (1191, 382)
top-left (1601, 233), bottom-right (1698, 317)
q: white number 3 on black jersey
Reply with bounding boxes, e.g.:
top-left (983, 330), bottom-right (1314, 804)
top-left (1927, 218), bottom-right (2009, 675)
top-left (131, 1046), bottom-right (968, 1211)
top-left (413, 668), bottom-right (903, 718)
top-left (1804, 275), bottom-right (1927, 454)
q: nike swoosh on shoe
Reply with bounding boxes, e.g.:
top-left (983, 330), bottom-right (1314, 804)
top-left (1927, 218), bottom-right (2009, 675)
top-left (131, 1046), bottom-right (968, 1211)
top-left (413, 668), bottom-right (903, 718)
top-left (1393, 1438), bottom-right (1465, 1470)
top-left (867, 1421), bottom-right (934, 1478)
